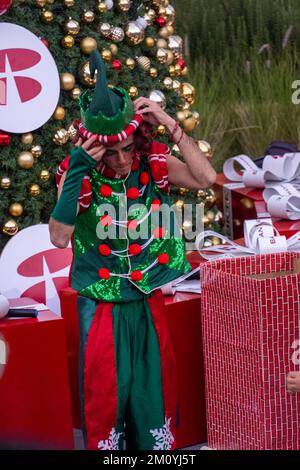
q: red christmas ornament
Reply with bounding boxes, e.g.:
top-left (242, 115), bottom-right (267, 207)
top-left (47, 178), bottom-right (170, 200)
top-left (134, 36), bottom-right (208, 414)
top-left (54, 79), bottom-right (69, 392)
top-left (127, 187), bottom-right (140, 200)
top-left (100, 184), bottom-right (112, 197)
top-left (158, 253), bottom-right (169, 265)
top-left (176, 58), bottom-right (186, 70)
top-left (100, 215), bottom-right (113, 227)
top-left (139, 171), bottom-right (149, 185)
top-left (153, 227), bottom-right (165, 238)
top-left (151, 199), bottom-right (161, 211)
top-left (98, 268), bottom-right (111, 280)
top-left (129, 244), bottom-right (142, 256)
top-left (0, 131), bottom-right (11, 146)
top-left (41, 38), bottom-right (49, 48)
top-left (0, 0), bottom-right (13, 16)
top-left (127, 219), bottom-right (139, 231)
top-left (112, 59), bottom-right (122, 71)
top-left (99, 244), bottom-right (111, 256)
top-left (131, 270), bottom-right (143, 281)
top-left (155, 16), bottom-right (167, 28)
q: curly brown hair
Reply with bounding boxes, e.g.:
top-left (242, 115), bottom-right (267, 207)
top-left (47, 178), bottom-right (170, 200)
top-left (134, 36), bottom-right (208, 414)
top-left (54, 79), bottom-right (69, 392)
top-left (70, 119), bottom-right (156, 155)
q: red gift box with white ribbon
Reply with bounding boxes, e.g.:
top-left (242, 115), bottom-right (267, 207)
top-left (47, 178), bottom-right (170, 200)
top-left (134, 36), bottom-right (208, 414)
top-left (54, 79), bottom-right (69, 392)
top-left (200, 251), bottom-right (300, 449)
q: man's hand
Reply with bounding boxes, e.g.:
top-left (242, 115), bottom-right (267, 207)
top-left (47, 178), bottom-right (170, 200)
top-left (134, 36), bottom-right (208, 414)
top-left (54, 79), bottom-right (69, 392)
top-left (76, 135), bottom-right (106, 162)
top-left (133, 97), bottom-right (175, 131)
top-left (286, 371), bottom-right (300, 393)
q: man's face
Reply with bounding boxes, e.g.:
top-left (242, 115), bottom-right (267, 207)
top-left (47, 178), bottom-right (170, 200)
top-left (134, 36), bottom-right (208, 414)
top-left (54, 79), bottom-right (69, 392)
top-left (101, 135), bottom-right (136, 174)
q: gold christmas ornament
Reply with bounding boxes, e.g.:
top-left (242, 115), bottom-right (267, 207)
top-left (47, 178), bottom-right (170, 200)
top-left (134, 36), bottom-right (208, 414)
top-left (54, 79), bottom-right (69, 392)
top-left (157, 125), bottom-right (166, 135)
top-left (205, 189), bottom-right (217, 208)
top-left (98, 23), bottom-right (111, 38)
top-left (166, 25), bottom-right (174, 36)
top-left (128, 86), bottom-right (139, 98)
top-left (82, 10), bottom-right (95, 23)
top-left (40, 169), bottom-right (50, 181)
top-left (156, 48), bottom-right (168, 64)
top-left (61, 35), bottom-right (74, 48)
top-left (174, 63), bottom-right (182, 76)
top-left (163, 77), bottom-right (173, 90)
top-left (53, 129), bottom-right (70, 145)
top-left (197, 140), bottom-right (213, 158)
top-left (79, 61), bottom-right (97, 87)
top-left (158, 6), bottom-right (166, 15)
top-left (193, 112), bottom-right (201, 127)
top-left (3, 220), bottom-right (18, 236)
top-left (149, 67), bottom-right (158, 78)
top-left (146, 8), bottom-right (156, 20)
top-left (159, 27), bottom-right (171, 39)
top-left (145, 37), bottom-right (155, 48)
top-left (71, 87), bottom-right (82, 100)
top-left (125, 58), bottom-right (136, 70)
top-left (165, 4), bottom-right (176, 25)
top-left (97, 1), bottom-right (108, 13)
top-left (9, 203), bottom-right (23, 217)
top-left (40, 9), bottom-right (54, 23)
top-left (206, 210), bottom-right (215, 223)
top-left (183, 115), bottom-right (196, 133)
top-left (168, 65), bottom-right (175, 76)
top-left (29, 184), bottom-right (41, 197)
top-left (35, 0), bottom-right (47, 7)
top-left (157, 38), bottom-right (168, 48)
top-left (31, 144), bottom-right (42, 158)
top-left (179, 187), bottom-right (189, 196)
top-left (1, 177), bottom-right (11, 189)
top-left (21, 133), bottom-right (33, 145)
top-left (64, 0), bottom-right (74, 7)
top-left (110, 26), bottom-right (125, 42)
top-left (149, 90), bottom-right (166, 109)
top-left (54, 106), bottom-right (65, 120)
top-left (181, 66), bottom-right (188, 76)
top-left (137, 56), bottom-right (151, 71)
top-left (67, 123), bottom-right (77, 140)
top-left (172, 80), bottom-right (181, 93)
top-left (176, 110), bottom-right (186, 122)
top-left (168, 35), bottom-right (183, 58)
top-left (60, 72), bottom-right (75, 90)
top-left (101, 49), bottom-right (112, 62)
top-left (64, 18), bottom-right (80, 36)
top-left (109, 44), bottom-right (118, 55)
top-left (125, 22), bottom-right (145, 46)
top-left (166, 50), bottom-right (174, 65)
top-left (17, 151), bottom-right (34, 169)
top-left (212, 236), bottom-right (222, 246)
top-left (181, 82), bottom-right (196, 105)
top-left (80, 37), bottom-right (97, 54)
top-left (175, 199), bottom-right (184, 209)
top-left (117, 0), bottom-right (132, 12)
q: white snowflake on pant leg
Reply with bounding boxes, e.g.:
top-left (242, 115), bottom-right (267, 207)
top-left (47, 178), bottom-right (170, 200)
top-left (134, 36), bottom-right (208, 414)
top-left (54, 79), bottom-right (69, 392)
top-left (97, 427), bottom-right (123, 450)
top-left (149, 416), bottom-right (175, 450)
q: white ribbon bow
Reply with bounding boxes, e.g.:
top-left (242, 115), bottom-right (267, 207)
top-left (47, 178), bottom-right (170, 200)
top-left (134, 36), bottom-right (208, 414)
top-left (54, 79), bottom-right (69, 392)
top-left (195, 218), bottom-right (300, 261)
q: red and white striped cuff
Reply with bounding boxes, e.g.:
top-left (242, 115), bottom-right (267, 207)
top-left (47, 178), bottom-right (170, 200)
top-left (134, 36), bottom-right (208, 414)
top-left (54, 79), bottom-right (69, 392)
top-left (78, 114), bottom-right (143, 144)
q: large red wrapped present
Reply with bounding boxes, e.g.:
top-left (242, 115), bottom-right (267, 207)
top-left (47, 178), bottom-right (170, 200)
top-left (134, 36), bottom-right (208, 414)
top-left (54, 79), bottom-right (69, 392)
top-left (200, 252), bottom-right (300, 450)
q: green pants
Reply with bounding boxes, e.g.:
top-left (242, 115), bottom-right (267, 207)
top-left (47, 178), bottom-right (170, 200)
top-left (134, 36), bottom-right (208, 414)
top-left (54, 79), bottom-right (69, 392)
top-left (77, 289), bottom-right (178, 450)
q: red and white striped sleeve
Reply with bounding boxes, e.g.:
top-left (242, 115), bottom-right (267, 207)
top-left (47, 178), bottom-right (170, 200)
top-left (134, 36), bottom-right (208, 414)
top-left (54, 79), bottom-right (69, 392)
top-left (55, 156), bottom-right (92, 214)
top-left (147, 141), bottom-right (171, 193)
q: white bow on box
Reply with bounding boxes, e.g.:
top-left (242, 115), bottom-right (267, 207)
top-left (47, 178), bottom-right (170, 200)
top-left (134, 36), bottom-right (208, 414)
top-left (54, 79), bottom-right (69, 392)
top-left (223, 153), bottom-right (300, 220)
top-left (195, 218), bottom-right (300, 261)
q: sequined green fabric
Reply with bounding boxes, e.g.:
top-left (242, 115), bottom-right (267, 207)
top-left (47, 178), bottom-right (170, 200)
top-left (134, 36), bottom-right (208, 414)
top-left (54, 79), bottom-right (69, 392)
top-left (71, 157), bottom-right (191, 301)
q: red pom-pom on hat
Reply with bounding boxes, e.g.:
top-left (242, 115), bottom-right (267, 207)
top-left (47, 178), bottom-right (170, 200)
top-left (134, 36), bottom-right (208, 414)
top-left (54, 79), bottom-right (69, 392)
top-left (153, 227), bottom-right (165, 238)
top-left (129, 244), bottom-right (142, 256)
top-left (98, 268), bottom-right (110, 279)
top-left (158, 253), bottom-right (169, 265)
top-left (99, 244), bottom-right (111, 256)
top-left (100, 184), bottom-right (112, 197)
top-left (139, 171), bottom-right (149, 185)
top-left (131, 270), bottom-right (143, 281)
top-left (127, 187), bottom-right (140, 200)
top-left (100, 215), bottom-right (113, 226)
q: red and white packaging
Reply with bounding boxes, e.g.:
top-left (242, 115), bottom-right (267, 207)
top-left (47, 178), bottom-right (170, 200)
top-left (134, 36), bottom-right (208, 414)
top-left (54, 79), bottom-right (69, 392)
top-left (200, 252), bottom-right (300, 450)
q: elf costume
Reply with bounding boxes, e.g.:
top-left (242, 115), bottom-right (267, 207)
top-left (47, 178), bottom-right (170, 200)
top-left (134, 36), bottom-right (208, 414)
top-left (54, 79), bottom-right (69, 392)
top-left (51, 50), bottom-right (191, 450)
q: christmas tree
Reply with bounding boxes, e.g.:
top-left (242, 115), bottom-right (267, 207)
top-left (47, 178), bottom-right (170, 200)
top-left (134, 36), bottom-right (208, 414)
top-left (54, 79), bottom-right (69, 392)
top-left (0, 0), bottom-right (219, 252)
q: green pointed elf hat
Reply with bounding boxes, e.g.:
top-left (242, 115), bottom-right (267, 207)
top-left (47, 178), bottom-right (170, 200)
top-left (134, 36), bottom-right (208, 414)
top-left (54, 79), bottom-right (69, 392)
top-left (78, 49), bottom-right (141, 141)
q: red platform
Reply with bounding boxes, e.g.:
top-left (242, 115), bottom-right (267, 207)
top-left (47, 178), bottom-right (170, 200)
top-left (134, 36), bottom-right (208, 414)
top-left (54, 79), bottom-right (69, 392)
top-left (59, 284), bottom-right (207, 449)
top-left (0, 297), bottom-right (74, 449)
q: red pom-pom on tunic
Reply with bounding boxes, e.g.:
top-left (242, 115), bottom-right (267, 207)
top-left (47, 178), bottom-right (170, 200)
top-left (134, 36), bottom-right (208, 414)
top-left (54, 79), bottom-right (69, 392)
top-left (131, 270), bottom-right (143, 281)
top-left (98, 268), bottom-right (111, 279)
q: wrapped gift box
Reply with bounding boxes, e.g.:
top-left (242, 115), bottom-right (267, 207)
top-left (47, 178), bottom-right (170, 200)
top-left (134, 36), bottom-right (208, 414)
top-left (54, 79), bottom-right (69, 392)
top-left (214, 174), bottom-right (300, 240)
top-left (59, 286), bottom-right (207, 449)
top-left (200, 252), bottom-right (300, 450)
top-left (0, 297), bottom-right (73, 449)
